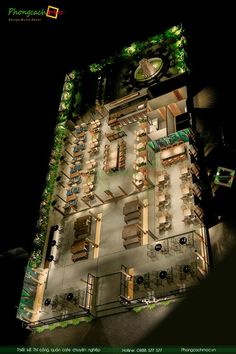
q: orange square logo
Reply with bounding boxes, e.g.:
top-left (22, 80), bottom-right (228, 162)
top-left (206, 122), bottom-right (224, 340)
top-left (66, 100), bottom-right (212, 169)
top-left (46, 5), bottom-right (59, 19)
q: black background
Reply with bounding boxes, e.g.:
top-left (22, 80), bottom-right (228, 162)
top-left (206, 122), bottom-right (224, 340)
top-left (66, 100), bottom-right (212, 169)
top-left (1, 1), bottom-right (236, 345)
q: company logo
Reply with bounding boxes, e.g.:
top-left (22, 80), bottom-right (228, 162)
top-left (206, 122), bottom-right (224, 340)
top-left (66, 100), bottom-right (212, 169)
top-left (46, 5), bottom-right (64, 19)
top-left (8, 6), bottom-right (64, 22)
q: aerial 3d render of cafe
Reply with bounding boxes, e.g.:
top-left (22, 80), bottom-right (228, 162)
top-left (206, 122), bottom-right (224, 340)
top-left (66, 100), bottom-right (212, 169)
top-left (17, 24), bottom-right (210, 330)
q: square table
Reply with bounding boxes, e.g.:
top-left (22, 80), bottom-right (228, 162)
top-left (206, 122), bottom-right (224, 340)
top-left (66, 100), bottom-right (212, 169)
top-left (66, 194), bottom-right (77, 203)
top-left (157, 193), bottom-right (166, 202)
top-left (158, 215), bottom-right (166, 224)
top-left (157, 175), bottom-right (165, 183)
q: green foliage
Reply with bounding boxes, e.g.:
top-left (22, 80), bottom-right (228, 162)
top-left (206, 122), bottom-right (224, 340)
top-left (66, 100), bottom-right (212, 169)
top-left (89, 63), bottom-right (103, 73)
top-left (133, 306), bottom-right (144, 313)
top-left (82, 316), bottom-right (93, 323)
top-left (121, 42), bottom-right (138, 58)
top-left (147, 303), bottom-right (157, 310)
top-left (149, 33), bottom-right (164, 44)
top-left (35, 326), bottom-right (46, 333)
top-left (160, 300), bottom-right (171, 306)
top-left (71, 318), bottom-right (81, 325)
top-left (59, 320), bottom-right (70, 328)
top-left (48, 323), bottom-right (59, 331)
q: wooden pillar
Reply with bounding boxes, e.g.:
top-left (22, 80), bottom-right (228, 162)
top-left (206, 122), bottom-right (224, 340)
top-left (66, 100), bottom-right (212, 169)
top-left (120, 270), bottom-right (132, 280)
top-left (136, 224), bottom-right (147, 234)
top-left (61, 171), bottom-right (70, 179)
top-left (132, 181), bottom-right (142, 191)
top-left (56, 194), bottom-right (67, 203)
top-left (94, 193), bottom-right (104, 203)
top-left (118, 186), bottom-right (128, 196)
top-left (89, 211), bottom-right (101, 221)
top-left (139, 199), bottom-right (149, 208)
top-left (65, 149), bottom-right (73, 158)
top-left (147, 229), bottom-right (158, 241)
top-left (81, 198), bottom-right (90, 207)
top-left (24, 307), bottom-right (37, 314)
top-left (104, 190), bottom-right (115, 199)
top-left (80, 278), bottom-right (92, 286)
top-left (85, 238), bottom-right (99, 248)
top-left (54, 207), bottom-right (65, 217)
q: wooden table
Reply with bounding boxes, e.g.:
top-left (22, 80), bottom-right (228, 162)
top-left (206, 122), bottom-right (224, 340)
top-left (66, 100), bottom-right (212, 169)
top-left (181, 185), bottom-right (191, 195)
top-left (74, 215), bottom-right (92, 230)
top-left (72, 252), bottom-right (88, 262)
top-left (137, 142), bottom-right (146, 151)
top-left (71, 240), bottom-right (89, 254)
top-left (183, 208), bottom-right (192, 217)
top-left (66, 194), bottom-right (77, 203)
top-left (157, 174), bottom-right (165, 183)
top-left (122, 223), bottom-right (140, 239)
top-left (158, 215), bottom-right (166, 224)
top-left (83, 184), bottom-right (93, 194)
top-left (137, 129), bottom-right (146, 137)
top-left (181, 166), bottom-right (189, 175)
top-left (70, 171), bottom-right (80, 179)
top-left (73, 151), bottom-right (83, 158)
top-left (123, 200), bottom-right (140, 215)
top-left (136, 157), bottom-right (146, 166)
top-left (157, 192), bottom-right (166, 203)
top-left (123, 236), bottom-right (141, 247)
top-left (76, 131), bottom-right (86, 138)
top-left (125, 211), bottom-right (140, 223)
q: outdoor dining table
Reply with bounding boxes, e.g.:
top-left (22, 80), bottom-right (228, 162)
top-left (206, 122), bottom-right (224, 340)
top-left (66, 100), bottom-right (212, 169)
top-left (74, 215), bottom-right (92, 229)
top-left (123, 200), bottom-right (140, 215)
top-left (157, 192), bottom-right (166, 203)
top-left (137, 129), bottom-right (146, 137)
top-left (72, 252), bottom-right (88, 262)
top-left (87, 174), bottom-right (95, 184)
top-left (183, 208), bottom-right (192, 217)
top-left (73, 150), bottom-right (83, 157)
top-left (124, 211), bottom-right (140, 223)
top-left (137, 142), bottom-right (146, 151)
top-left (76, 131), bottom-right (86, 138)
top-left (180, 166), bottom-right (189, 175)
top-left (122, 223), bottom-right (140, 239)
top-left (86, 160), bottom-right (96, 170)
top-left (181, 185), bottom-right (192, 196)
top-left (83, 184), bottom-right (93, 194)
top-left (136, 157), bottom-right (146, 166)
top-left (157, 174), bottom-right (165, 183)
top-left (66, 194), bottom-right (77, 203)
top-left (158, 215), bottom-right (166, 224)
top-left (70, 171), bottom-right (81, 179)
top-left (134, 172), bottom-right (145, 182)
top-left (123, 236), bottom-right (141, 248)
top-left (71, 239), bottom-right (89, 254)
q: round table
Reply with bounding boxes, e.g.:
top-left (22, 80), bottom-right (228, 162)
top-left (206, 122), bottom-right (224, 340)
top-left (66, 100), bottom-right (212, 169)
top-left (179, 236), bottom-right (187, 245)
top-left (136, 276), bottom-right (144, 284)
top-left (48, 255), bottom-right (54, 262)
top-left (159, 271), bottom-right (167, 279)
top-left (51, 240), bottom-right (56, 247)
top-left (155, 243), bottom-right (162, 251)
top-left (67, 293), bottom-right (74, 301)
top-left (183, 265), bottom-right (190, 273)
top-left (44, 298), bottom-right (51, 306)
